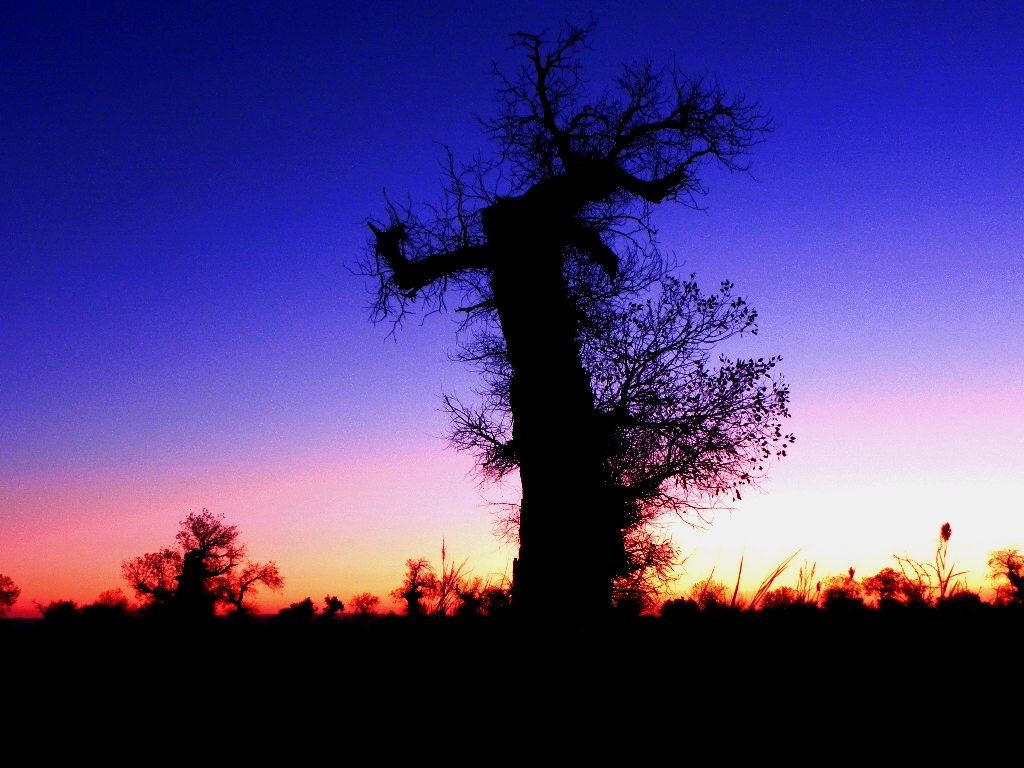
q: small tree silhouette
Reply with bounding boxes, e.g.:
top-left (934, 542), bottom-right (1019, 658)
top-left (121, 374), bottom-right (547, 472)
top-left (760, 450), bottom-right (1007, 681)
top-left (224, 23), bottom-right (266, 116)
top-left (350, 593), bottom-right (380, 616)
top-left (821, 567), bottom-right (865, 611)
top-left (218, 562), bottom-right (285, 616)
top-left (689, 576), bottom-right (729, 611)
top-left (0, 574), bottom-right (20, 618)
top-left (861, 567), bottom-right (911, 608)
top-left (392, 557), bottom-right (436, 617)
top-left (988, 548), bottom-right (1024, 605)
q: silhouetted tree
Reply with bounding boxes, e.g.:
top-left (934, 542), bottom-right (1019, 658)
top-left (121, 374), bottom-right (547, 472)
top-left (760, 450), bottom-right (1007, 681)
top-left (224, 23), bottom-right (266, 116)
top-left (364, 20), bottom-right (787, 614)
top-left (451, 275), bottom-right (790, 612)
top-left (350, 592), bottom-right (380, 616)
top-left (392, 557), bottom-right (436, 617)
top-left (988, 548), bottom-right (1024, 605)
top-left (861, 567), bottom-right (910, 608)
top-left (689, 577), bottom-right (729, 611)
top-left (122, 509), bottom-right (283, 620)
top-left (122, 548), bottom-right (182, 605)
top-left (219, 561), bottom-right (286, 615)
top-left (0, 574), bottom-right (20, 617)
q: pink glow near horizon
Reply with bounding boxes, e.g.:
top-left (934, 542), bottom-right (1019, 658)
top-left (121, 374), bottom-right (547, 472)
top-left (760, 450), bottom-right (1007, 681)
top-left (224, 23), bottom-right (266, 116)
top-left (3, 384), bottom-right (1020, 617)
top-left (2, 440), bottom-right (517, 617)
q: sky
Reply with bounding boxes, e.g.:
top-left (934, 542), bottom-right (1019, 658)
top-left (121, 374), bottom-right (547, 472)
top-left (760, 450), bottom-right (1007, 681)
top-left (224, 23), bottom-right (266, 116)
top-left (2, 1), bottom-right (1022, 616)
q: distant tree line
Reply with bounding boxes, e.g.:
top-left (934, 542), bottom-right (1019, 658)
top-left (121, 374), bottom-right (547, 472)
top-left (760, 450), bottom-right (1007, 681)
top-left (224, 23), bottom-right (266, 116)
top-left (4, 518), bottom-right (1024, 627)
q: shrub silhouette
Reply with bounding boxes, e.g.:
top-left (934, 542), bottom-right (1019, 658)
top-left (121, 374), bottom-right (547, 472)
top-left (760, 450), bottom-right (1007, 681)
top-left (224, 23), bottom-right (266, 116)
top-left (277, 597), bottom-right (317, 624)
top-left (80, 589), bottom-right (136, 623)
top-left (660, 598), bottom-right (700, 621)
top-left (761, 586), bottom-right (800, 610)
top-left (35, 599), bottom-right (82, 625)
top-left (392, 543), bottom-right (472, 616)
top-left (821, 568), bottom-right (866, 611)
top-left (321, 595), bottom-right (345, 620)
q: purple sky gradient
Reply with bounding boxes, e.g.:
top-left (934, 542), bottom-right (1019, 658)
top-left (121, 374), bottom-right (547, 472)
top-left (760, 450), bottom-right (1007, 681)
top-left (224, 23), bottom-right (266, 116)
top-left (2, 2), bottom-right (1022, 613)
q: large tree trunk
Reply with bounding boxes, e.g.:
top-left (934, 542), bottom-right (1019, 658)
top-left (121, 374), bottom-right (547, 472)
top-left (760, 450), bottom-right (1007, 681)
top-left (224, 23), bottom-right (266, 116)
top-left (486, 195), bottom-right (625, 617)
top-left (174, 550), bottom-right (216, 622)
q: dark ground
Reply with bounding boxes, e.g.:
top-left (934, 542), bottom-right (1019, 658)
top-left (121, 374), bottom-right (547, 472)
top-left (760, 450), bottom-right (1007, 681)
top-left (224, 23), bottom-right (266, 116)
top-left (5, 609), bottom-right (1018, 754)
top-left (5, 605), bottom-right (1016, 696)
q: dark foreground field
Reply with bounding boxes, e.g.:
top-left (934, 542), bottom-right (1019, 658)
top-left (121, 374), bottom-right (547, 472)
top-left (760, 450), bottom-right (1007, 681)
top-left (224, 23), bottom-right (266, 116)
top-left (6, 606), bottom-right (1018, 700)
top-left (6, 608), bottom-right (1022, 754)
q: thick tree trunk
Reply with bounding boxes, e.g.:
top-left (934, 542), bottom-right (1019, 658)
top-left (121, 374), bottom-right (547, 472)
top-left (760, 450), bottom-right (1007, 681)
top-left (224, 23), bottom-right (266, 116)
top-left (485, 195), bottom-right (625, 617)
top-left (174, 550), bottom-right (216, 622)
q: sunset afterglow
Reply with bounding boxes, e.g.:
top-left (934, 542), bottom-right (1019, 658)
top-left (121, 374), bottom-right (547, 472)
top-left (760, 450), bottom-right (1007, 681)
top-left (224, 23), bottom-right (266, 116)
top-left (3, 3), bottom-right (1021, 617)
